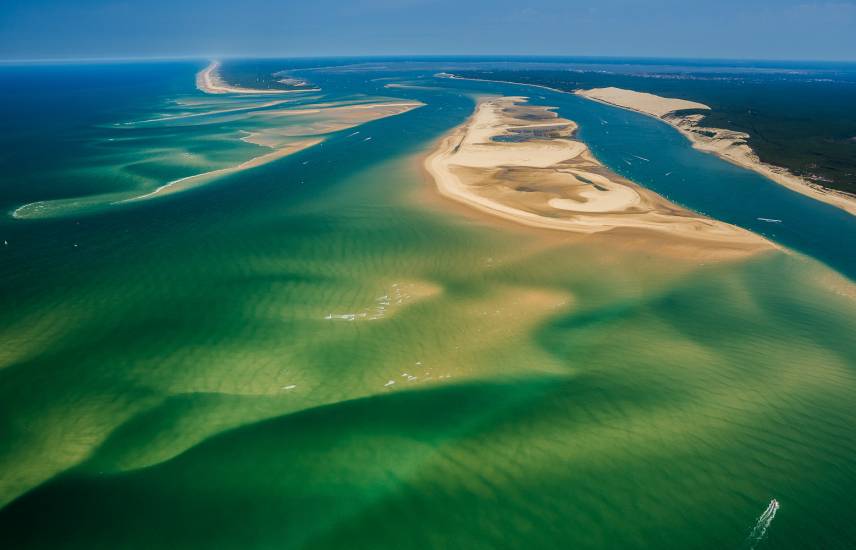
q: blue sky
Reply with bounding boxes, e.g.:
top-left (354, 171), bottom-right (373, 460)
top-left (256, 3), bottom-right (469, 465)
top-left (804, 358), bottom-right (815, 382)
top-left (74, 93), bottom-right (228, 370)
top-left (1, 0), bottom-right (855, 61)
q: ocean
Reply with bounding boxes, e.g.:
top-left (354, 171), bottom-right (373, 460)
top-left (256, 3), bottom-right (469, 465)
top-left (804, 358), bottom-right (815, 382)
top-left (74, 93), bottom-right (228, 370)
top-left (0, 59), bottom-right (854, 549)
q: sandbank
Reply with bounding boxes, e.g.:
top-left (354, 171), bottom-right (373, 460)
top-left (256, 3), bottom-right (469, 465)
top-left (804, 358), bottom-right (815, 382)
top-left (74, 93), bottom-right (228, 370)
top-left (425, 96), bottom-right (770, 252)
top-left (123, 138), bottom-right (324, 201)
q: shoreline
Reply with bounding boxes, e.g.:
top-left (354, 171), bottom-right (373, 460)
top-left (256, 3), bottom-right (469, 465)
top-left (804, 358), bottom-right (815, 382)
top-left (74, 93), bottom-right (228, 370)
top-left (196, 61), bottom-right (321, 95)
top-left (424, 96), bottom-right (771, 255)
top-left (575, 87), bottom-right (856, 217)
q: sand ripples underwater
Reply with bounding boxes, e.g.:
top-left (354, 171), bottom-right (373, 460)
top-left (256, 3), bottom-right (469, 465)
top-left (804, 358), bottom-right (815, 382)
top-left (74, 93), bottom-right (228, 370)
top-left (1, 63), bottom-right (855, 549)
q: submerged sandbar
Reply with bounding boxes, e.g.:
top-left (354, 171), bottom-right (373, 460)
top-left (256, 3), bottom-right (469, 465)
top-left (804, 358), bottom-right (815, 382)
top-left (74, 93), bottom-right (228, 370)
top-left (12, 93), bottom-right (424, 219)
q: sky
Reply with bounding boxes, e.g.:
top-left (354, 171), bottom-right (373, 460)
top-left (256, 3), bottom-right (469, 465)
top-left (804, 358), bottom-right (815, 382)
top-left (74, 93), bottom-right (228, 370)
top-left (1, 0), bottom-right (855, 62)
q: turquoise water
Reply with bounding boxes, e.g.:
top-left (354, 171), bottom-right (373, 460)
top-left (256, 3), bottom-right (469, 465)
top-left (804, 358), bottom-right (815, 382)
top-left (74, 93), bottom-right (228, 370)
top-left (0, 61), bottom-right (855, 549)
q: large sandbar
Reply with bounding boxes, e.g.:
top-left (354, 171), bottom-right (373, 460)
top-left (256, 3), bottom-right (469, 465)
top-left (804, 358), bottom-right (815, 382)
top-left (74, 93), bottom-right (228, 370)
top-left (425, 96), bottom-right (770, 253)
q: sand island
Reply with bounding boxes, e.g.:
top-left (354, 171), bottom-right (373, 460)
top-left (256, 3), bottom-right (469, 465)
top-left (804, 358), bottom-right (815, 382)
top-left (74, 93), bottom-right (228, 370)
top-left (426, 96), bottom-right (770, 253)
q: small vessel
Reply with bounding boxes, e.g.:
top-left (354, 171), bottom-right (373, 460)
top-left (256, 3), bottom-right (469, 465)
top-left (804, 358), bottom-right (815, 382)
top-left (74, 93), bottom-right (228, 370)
top-left (757, 217), bottom-right (783, 223)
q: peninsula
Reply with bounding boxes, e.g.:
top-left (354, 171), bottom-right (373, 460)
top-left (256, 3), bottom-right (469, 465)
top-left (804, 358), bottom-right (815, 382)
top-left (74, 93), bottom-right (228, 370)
top-left (196, 61), bottom-right (320, 94)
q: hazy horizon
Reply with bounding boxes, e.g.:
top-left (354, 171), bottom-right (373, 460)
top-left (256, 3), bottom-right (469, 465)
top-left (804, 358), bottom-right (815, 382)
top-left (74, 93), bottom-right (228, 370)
top-left (1, 0), bottom-right (855, 62)
top-left (3, 54), bottom-right (856, 66)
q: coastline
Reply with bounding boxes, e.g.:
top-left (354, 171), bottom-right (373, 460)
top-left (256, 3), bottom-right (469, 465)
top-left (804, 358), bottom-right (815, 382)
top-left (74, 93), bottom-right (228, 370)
top-left (576, 87), bottom-right (856, 217)
top-left (424, 95), bottom-right (770, 255)
top-left (196, 61), bottom-right (321, 95)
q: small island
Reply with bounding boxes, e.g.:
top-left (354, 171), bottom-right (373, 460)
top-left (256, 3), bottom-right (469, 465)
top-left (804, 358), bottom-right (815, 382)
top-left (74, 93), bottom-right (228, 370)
top-left (426, 96), bottom-right (769, 254)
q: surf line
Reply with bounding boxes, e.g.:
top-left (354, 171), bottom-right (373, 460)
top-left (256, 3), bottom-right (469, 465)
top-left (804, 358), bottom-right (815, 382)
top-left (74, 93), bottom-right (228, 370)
top-left (743, 499), bottom-right (779, 550)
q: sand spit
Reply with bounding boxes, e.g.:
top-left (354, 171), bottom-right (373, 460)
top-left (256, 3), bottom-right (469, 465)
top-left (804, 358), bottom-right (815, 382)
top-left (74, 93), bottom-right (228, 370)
top-left (124, 139), bottom-right (324, 201)
top-left (577, 87), bottom-right (856, 216)
top-left (126, 99), bottom-right (296, 125)
top-left (196, 61), bottom-right (321, 95)
top-left (425, 96), bottom-right (769, 251)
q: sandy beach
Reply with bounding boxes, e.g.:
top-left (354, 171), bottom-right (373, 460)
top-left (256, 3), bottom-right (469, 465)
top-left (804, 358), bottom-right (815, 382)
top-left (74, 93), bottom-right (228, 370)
top-left (196, 61), bottom-right (321, 95)
top-left (425, 96), bottom-right (769, 253)
top-left (577, 87), bottom-right (856, 216)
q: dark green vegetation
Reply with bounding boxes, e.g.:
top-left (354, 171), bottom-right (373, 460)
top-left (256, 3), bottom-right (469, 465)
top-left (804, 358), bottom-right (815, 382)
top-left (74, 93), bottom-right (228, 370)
top-left (453, 67), bottom-right (856, 195)
top-left (217, 58), bottom-right (350, 92)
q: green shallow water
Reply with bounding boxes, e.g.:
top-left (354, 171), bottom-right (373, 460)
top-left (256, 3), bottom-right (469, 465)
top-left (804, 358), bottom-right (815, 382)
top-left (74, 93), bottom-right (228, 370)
top-left (1, 61), bottom-right (855, 549)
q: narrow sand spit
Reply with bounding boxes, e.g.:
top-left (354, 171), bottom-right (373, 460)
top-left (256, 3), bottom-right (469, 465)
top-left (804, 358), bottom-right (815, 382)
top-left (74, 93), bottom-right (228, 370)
top-left (126, 99), bottom-right (296, 125)
top-left (122, 139), bottom-right (324, 201)
top-left (577, 87), bottom-right (856, 216)
top-left (196, 61), bottom-right (321, 95)
top-left (425, 96), bottom-right (770, 252)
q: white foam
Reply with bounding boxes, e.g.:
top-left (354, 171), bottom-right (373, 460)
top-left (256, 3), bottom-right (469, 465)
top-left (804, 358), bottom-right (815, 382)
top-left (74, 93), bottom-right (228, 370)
top-left (745, 499), bottom-right (779, 550)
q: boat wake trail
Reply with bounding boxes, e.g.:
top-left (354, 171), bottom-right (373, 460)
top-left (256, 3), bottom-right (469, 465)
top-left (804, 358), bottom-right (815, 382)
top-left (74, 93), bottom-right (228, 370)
top-left (743, 499), bottom-right (779, 550)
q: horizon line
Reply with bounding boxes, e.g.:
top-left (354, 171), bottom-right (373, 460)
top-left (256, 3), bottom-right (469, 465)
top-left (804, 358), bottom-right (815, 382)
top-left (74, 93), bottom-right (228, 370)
top-left (2, 53), bottom-right (855, 66)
